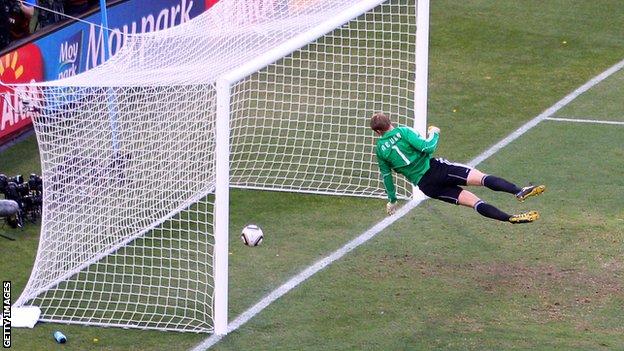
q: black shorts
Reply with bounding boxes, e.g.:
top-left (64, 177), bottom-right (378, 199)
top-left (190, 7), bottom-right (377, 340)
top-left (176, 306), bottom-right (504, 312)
top-left (417, 158), bottom-right (473, 204)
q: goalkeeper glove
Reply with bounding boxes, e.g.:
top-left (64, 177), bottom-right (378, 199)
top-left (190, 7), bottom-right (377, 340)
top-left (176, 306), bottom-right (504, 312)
top-left (386, 201), bottom-right (398, 216)
top-left (428, 125), bottom-right (440, 135)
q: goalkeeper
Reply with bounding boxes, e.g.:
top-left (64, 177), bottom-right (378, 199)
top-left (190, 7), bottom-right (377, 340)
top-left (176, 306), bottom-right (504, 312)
top-left (371, 112), bottom-right (545, 224)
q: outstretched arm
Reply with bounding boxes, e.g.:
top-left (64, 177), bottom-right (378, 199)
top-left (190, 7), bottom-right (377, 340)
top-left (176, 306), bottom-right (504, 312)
top-left (378, 156), bottom-right (397, 203)
top-left (378, 155), bottom-right (399, 215)
top-left (404, 126), bottom-right (440, 155)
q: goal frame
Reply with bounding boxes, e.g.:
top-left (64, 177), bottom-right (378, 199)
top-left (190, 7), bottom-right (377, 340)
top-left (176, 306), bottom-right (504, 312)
top-left (212, 0), bottom-right (430, 335)
top-left (8, 0), bottom-right (430, 336)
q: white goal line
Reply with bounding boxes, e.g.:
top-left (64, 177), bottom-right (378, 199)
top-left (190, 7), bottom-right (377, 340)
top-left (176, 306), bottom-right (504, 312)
top-left (546, 117), bottom-right (624, 125)
top-left (192, 56), bottom-right (624, 351)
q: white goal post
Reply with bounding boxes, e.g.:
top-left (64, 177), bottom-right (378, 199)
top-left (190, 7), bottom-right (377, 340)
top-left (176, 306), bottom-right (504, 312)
top-left (9, 0), bottom-right (429, 335)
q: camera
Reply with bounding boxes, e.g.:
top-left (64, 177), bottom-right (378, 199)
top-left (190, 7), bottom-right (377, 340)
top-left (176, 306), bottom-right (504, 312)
top-left (0, 199), bottom-right (21, 228)
top-left (0, 172), bottom-right (43, 227)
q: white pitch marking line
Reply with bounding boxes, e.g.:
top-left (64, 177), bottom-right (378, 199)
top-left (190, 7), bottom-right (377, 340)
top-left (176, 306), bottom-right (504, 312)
top-left (192, 56), bottom-right (624, 351)
top-left (546, 117), bottom-right (624, 125)
top-left (191, 195), bottom-right (427, 350)
top-left (468, 58), bottom-right (624, 168)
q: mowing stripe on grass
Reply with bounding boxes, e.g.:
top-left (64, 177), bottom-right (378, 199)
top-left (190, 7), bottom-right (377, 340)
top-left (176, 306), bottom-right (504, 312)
top-left (546, 117), bottom-right (624, 125)
top-left (193, 57), bottom-right (624, 351)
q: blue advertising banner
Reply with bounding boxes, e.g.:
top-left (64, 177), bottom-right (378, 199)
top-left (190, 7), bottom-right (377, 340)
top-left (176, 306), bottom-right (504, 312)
top-left (36, 0), bottom-right (204, 81)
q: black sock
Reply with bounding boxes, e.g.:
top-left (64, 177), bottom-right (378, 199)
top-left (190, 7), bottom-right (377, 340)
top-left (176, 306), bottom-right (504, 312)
top-left (482, 175), bottom-right (521, 194)
top-left (474, 200), bottom-right (511, 222)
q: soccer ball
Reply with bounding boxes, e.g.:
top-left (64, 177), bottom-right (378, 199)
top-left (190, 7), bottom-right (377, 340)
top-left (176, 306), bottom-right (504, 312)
top-left (241, 224), bottom-right (264, 246)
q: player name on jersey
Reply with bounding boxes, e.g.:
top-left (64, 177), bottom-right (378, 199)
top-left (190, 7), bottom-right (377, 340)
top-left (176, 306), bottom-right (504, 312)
top-left (379, 132), bottom-right (403, 151)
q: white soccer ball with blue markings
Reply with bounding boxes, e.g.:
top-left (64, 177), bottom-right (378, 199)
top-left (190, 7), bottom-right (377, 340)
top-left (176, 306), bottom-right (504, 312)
top-left (241, 224), bottom-right (264, 246)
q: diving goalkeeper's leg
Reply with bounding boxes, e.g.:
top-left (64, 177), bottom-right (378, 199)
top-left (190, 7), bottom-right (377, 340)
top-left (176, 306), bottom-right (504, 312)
top-left (457, 190), bottom-right (539, 224)
top-left (465, 169), bottom-right (545, 202)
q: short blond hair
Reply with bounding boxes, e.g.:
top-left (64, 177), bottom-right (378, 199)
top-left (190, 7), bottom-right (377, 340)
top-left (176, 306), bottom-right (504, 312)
top-left (370, 112), bottom-right (392, 133)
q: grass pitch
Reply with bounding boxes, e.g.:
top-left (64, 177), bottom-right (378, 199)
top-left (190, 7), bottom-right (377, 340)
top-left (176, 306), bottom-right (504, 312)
top-left (1, 0), bottom-right (624, 350)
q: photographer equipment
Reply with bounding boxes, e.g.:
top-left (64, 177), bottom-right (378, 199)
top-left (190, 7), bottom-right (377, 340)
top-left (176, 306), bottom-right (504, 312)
top-left (0, 199), bottom-right (21, 231)
top-left (0, 199), bottom-right (19, 217)
top-left (0, 172), bottom-right (43, 227)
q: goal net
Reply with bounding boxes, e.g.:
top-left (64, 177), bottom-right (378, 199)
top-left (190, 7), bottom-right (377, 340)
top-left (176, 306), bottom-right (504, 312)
top-left (10, 0), bottom-right (426, 334)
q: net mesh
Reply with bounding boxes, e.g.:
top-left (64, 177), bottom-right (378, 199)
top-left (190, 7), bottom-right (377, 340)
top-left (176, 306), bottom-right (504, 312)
top-left (230, 3), bottom-right (416, 195)
top-left (22, 85), bottom-right (217, 332)
top-left (12, 0), bottom-right (418, 332)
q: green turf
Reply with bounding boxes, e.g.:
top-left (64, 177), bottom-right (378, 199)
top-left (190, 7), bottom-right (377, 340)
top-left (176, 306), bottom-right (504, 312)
top-left (427, 0), bottom-right (624, 161)
top-left (214, 117), bottom-right (624, 351)
top-left (1, 0), bottom-right (624, 350)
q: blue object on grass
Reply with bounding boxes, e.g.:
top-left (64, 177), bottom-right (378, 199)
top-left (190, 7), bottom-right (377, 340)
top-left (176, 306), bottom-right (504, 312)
top-left (53, 331), bottom-right (67, 343)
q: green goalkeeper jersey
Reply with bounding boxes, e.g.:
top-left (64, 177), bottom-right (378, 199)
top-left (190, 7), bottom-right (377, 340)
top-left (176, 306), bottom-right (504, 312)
top-left (375, 126), bottom-right (440, 203)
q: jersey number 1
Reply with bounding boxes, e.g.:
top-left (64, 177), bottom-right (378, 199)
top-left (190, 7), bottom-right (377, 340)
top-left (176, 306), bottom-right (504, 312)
top-left (392, 145), bottom-right (410, 165)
